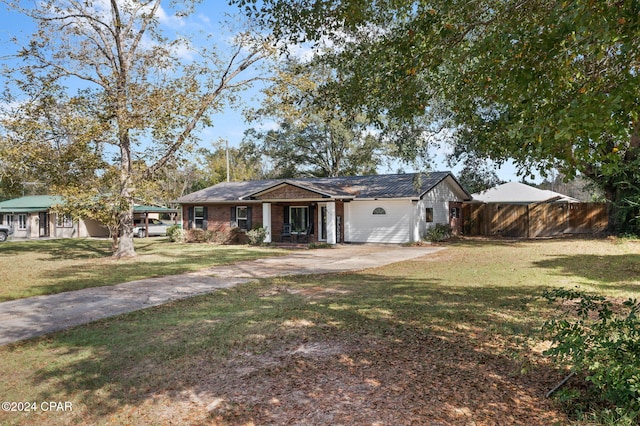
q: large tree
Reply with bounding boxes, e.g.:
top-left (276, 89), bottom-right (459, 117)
top-left (245, 59), bottom-right (384, 177)
top-left (233, 0), bottom-right (640, 232)
top-left (2, 0), bottom-right (273, 256)
top-left (194, 139), bottom-right (266, 186)
top-left (0, 87), bottom-right (107, 201)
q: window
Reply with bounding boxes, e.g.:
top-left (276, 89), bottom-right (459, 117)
top-left (194, 206), bottom-right (205, 229)
top-left (290, 206), bottom-right (309, 233)
top-left (18, 214), bottom-right (27, 230)
top-left (450, 207), bottom-right (460, 218)
top-left (236, 206), bottom-right (248, 230)
top-left (56, 214), bottom-right (73, 228)
top-left (3, 214), bottom-right (13, 226)
top-left (372, 207), bottom-right (386, 215)
top-left (425, 208), bottom-right (434, 223)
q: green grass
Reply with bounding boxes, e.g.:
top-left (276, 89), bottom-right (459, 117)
top-left (0, 238), bottom-right (638, 425)
top-left (0, 238), bottom-right (286, 301)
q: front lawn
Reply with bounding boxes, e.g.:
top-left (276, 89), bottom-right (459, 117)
top-left (0, 238), bottom-right (638, 425)
top-left (0, 238), bottom-right (286, 301)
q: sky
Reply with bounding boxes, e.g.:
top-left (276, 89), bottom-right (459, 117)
top-left (0, 1), bottom-right (536, 184)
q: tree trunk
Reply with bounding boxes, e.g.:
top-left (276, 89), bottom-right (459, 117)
top-left (604, 185), bottom-right (618, 234)
top-left (109, 226), bottom-right (119, 252)
top-left (113, 114), bottom-right (137, 258)
top-left (114, 195), bottom-right (136, 258)
top-left (581, 165), bottom-right (620, 234)
top-left (111, 235), bottom-right (118, 252)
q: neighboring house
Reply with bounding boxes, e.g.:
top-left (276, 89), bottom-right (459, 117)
top-left (0, 195), bottom-right (109, 239)
top-left (177, 172), bottom-right (471, 244)
top-left (471, 182), bottom-right (580, 204)
top-left (465, 182), bottom-right (606, 237)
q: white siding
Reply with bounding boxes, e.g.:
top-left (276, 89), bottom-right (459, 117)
top-left (345, 200), bottom-right (413, 243)
top-left (418, 177), bottom-right (466, 239)
top-left (340, 176), bottom-right (468, 244)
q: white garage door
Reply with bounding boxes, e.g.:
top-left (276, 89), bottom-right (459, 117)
top-left (346, 200), bottom-right (411, 243)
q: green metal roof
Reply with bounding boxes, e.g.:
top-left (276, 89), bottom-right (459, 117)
top-left (133, 205), bottom-right (178, 213)
top-left (0, 195), bottom-right (63, 213)
top-left (0, 197), bottom-right (178, 214)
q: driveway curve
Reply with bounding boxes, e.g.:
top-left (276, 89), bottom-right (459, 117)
top-left (0, 244), bottom-right (443, 346)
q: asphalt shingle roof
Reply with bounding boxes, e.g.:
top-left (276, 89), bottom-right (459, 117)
top-left (471, 182), bottom-right (579, 203)
top-left (177, 172), bottom-right (468, 203)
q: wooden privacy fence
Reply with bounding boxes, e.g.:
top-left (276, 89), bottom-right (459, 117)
top-left (462, 202), bottom-right (608, 238)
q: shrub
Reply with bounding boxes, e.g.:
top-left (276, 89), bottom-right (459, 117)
top-left (542, 288), bottom-right (640, 418)
top-left (185, 228), bottom-right (241, 244)
top-left (208, 230), bottom-right (227, 244)
top-left (246, 227), bottom-right (267, 246)
top-left (185, 229), bottom-right (209, 243)
top-left (425, 223), bottom-right (453, 242)
top-left (166, 225), bottom-right (185, 242)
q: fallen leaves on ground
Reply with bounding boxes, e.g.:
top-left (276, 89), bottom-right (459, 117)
top-left (146, 328), bottom-right (568, 426)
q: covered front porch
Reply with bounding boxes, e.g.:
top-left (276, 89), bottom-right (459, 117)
top-left (241, 180), bottom-right (348, 245)
top-left (260, 200), bottom-right (345, 245)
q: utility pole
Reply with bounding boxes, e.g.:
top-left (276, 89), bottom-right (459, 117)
top-left (226, 139), bottom-right (230, 182)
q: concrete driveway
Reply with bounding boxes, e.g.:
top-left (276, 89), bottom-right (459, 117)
top-left (0, 244), bottom-right (443, 346)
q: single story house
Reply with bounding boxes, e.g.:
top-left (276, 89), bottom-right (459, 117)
top-left (0, 195), bottom-right (109, 239)
top-left (177, 172), bottom-right (471, 244)
top-left (0, 196), bottom-right (180, 240)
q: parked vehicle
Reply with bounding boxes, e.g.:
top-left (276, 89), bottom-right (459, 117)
top-left (132, 219), bottom-right (170, 238)
top-left (0, 224), bottom-right (12, 242)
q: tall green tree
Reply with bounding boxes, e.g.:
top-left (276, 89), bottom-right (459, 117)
top-left (195, 139), bottom-right (266, 186)
top-left (537, 171), bottom-right (603, 203)
top-left (455, 157), bottom-right (503, 195)
top-left (153, 158), bottom-right (204, 207)
top-left (1, 89), bottom-right (107, 199)
top-left (2, 0), bottom-right (273, 256)
top-left (232, 0), bottom-right (640, 232)
top-left (245, 59), bottom-right (384, 177)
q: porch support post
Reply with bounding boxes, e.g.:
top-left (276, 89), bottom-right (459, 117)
top-left (327, 201), bottom-right (336, 245)
top-left (263, 202), bottom-right (272, 243)
top-left (411, 200), bottom-right (420, 243)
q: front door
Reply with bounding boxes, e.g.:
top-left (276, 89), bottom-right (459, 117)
top-left (39, 212), bottom-right (50, 237)
top-left (449, 202), bottom-right (463, 236)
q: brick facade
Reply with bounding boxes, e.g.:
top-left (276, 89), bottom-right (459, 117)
top-left (182, 200), bottom-right (345, 244)
top-left (182, 203), bottom-right (263, 231)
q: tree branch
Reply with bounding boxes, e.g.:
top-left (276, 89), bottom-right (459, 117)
top-left (144, 45), bottom-right (269, 177)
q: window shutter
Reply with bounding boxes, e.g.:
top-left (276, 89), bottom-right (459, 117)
top-left (188, 207), bottom-right (194, 229)
top-left (246, 206), bottom-right (252, 230)
top-left (309, 204), bottom-right (315, 235)
top-left (202, 207), bottom-right (208, 230)
top-left (283, 206), bottom-right (289, 225)
top-left (230, 206), bottom-right (236, 228)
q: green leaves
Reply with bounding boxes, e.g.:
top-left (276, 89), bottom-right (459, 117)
top-left (543, 288), bottom-right (640, 414)
top-left (245, 58), bottom-right (385, 177)
top-left (3, 0), bottom-right (274, 256)
top-left (233, 1), bottom-right (640, 231)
